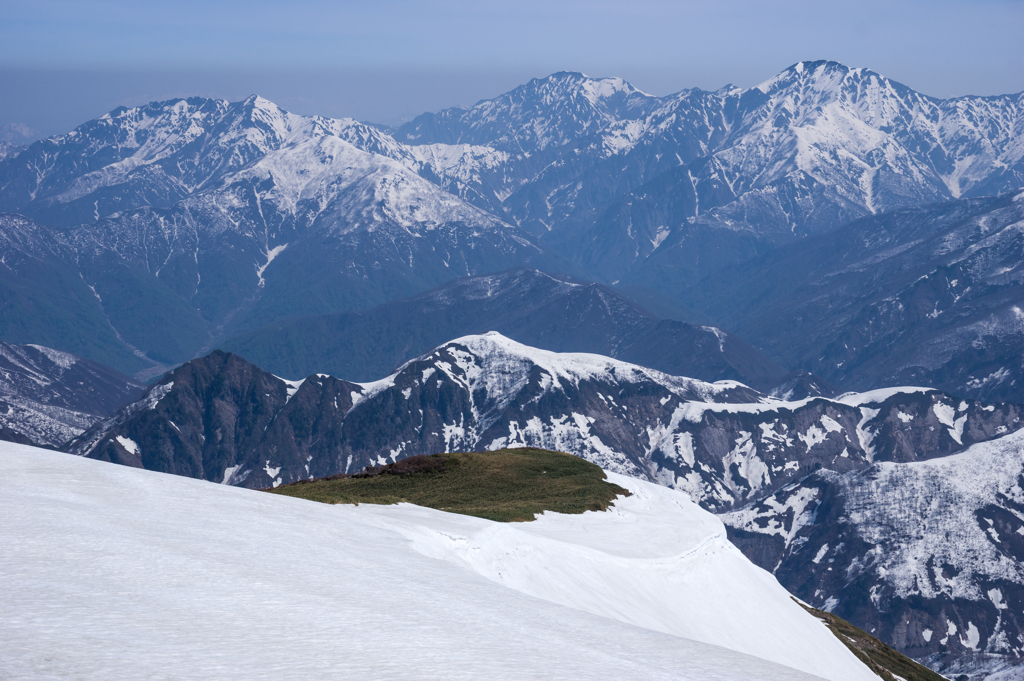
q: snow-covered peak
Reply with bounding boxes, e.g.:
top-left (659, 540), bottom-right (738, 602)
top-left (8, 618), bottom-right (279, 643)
top-left (3, 94), bottom-right (435, 221)
top-left (525, 71), bottom-right (652, 107)
top-left (395, 71), bottom-right (660, 152)
top-left (241, 94), bottom-right (276, 110)
top-left (517, 71), bottom-right (648, 104)
top-left (707, 59), bottom-right (1024, 215)
top-left (225, 134), bottom-right (517, 235)
top-left (754, 60), bottom-right (872, 94)
top-left (423, 331), bottom-right (752, 403)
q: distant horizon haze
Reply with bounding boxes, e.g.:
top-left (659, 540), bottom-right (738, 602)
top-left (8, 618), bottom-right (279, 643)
top-left (1, 0), bottom-right (1022, 137)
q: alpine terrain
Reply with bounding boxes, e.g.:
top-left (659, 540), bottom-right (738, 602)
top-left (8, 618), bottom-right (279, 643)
top-left (3, 58), bottom-right (1024, 680)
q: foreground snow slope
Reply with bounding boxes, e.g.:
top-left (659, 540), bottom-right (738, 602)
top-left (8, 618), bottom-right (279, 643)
top-left (362, 471), bottom-right (878, 680)
top-left (0, 443), bottom-right (875, 681)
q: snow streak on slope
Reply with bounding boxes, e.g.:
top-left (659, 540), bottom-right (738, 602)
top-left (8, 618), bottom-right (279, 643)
top-left (840, 431), bottom-right (1024, 602)
top-left (0, 443), bottom-right (876, 681)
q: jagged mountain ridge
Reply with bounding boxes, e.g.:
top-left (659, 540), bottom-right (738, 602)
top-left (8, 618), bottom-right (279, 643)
top-left (0, 93), bottom-right (517, 230)
top-left (0, 341), bottom-right (143, 446)
top-left (4, 61), bottom-right (1021, 297)
top-left (397, 61), bottom-right (1024, 282)
top-left (219, 267), bottom-right (793, 392)
top-left (0, 95), bottom-right (412, 226)
top-left (0, 101), bottom-right (552, 375)
top-left (65, 132), bottom-right (545, 331)
top-left (69, 334), bottom-right (1022, 512)
top-left (395, 71), bottom-right (658, 153)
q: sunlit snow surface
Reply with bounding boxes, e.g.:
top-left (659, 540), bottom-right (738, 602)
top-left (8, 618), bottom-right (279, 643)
top-left (0, 443), bottom-right (876, 681)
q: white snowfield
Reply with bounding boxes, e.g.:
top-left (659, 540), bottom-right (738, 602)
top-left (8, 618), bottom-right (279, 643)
top-left (0, 443), bottom-right (876, 681)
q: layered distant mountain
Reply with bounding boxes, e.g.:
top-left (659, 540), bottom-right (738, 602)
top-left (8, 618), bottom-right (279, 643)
top-left (396, 62), bottom-right (1024, 283)
top-left (220, 267), bottom-right (798, 393)
top-left (694, 190), bottom-right (1024, 403)
top-left (0, 99), bottom-right (553, 376)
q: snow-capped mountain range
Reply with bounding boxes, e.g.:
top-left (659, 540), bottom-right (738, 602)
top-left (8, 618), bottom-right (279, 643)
top-left (65, 333), bottom-right (1021, 508)
top-left (396, 62), bottom-right (1024, 280)
top-left (0, 99), bottom-right (548, 375)
top-left (2, 61), bottom-right (1024, 679)
top-left (1, 61), bottom-right (1022, 391)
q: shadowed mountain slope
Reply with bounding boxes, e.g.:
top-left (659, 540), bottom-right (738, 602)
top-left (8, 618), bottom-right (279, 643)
top-left (220, 268), bottom-right (791, 391)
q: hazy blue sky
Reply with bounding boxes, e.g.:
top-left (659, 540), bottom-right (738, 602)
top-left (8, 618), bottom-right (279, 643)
top-left (2, 0), bottom-right (1022, 136)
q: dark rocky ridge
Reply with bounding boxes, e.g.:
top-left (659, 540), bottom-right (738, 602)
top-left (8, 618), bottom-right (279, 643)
top-left (69, 338), bottom-right (1022, 511)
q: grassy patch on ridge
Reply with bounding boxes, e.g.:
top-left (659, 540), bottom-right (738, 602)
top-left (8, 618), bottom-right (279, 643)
top-left (269, 448), bottom-right (630, 522)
